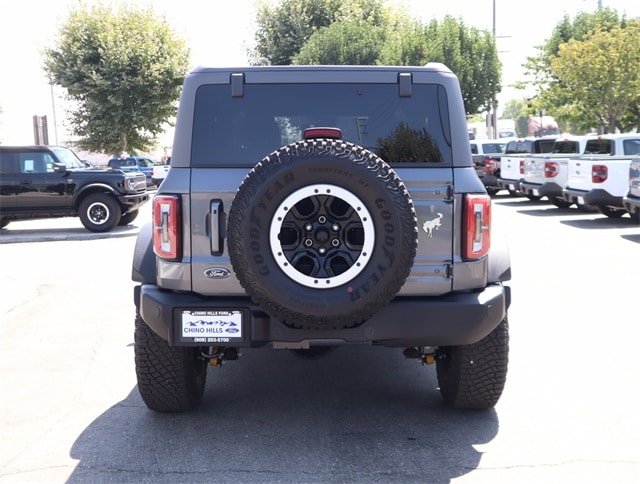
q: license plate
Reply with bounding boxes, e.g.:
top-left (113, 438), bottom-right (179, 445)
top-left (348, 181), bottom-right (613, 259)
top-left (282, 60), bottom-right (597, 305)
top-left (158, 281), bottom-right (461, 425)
top-left (532, 189), bottom-right (540, 196)
top-left (577, 196), bottom-right (585, 205)
top-left (508, 184), bottom-right (515, 190)
top-left (181, 310), bottom-right (243, 343)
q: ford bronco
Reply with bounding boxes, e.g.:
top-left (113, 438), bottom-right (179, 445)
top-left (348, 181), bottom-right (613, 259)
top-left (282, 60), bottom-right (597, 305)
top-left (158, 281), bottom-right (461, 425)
top-left (131, 65), bottom-right (512, 412)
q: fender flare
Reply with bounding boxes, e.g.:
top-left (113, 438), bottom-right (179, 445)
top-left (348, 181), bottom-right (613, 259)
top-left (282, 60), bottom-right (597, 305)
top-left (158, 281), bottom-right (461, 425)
top-left (487, 226), bottom-right (511, 283)
top-left (132, 223), bottom-right (156, 284)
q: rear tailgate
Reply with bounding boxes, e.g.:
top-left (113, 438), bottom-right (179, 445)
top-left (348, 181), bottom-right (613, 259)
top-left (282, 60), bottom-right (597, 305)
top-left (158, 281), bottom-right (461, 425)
top-left (500, 155), bottom-right (524, 183)
top-left (189, 166), bottom-right (455, 297)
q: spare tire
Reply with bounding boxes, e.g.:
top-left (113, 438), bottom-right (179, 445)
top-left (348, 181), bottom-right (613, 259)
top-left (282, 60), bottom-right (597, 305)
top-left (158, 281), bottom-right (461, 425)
top-left (227, 139), bottom-right (418, 329)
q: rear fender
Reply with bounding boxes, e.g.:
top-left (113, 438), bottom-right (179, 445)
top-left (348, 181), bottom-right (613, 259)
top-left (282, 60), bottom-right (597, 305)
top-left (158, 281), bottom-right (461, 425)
top-left (488, 225), bottom-right (511, 283)
top-left (132, 223), bottom-right (157, 285)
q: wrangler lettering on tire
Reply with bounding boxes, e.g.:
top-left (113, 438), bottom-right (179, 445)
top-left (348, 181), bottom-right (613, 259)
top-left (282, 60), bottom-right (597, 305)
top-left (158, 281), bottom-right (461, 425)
top-left (228, 139), bottom-right (418, 330)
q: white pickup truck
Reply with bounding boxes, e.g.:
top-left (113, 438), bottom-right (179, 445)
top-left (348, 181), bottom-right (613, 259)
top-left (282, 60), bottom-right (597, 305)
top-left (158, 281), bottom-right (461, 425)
top-left (519, 135), bottom-right (596, 208)
top-left (495, 136), bottom-right (557, 199)
top-left (622, 157), bottom-right (640, 224)
top-left (562, 134), bottom-right (640, 218)
top-left (151, 158), bottom-right (171, 187)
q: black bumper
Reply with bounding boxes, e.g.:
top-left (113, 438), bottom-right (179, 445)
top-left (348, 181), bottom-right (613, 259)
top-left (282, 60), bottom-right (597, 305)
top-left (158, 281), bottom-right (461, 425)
top-left (135, 283), bottom-right (510, 348)
top-left (496, 178), bottom-right (522, 191)
top-left (623, 195), bottom-right (640, 215)
top-left (563, 188), bottom-right (622, 208)
top-left (520, 181), bottom-right (563, 198)
top-left (118, 192), bottom-right (150, 211)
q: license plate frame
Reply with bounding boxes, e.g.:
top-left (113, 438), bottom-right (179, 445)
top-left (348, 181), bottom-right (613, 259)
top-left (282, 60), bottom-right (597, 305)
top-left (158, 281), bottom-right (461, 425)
top-left (180, 309), bottom-right (244, 344)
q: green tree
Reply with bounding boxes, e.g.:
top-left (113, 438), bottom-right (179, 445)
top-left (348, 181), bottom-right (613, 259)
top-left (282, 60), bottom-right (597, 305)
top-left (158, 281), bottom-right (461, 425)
top-left (502, 99), bottom-right (529, 137)
top-left (293, 20), bottom-right (386, 64)
top-left (43, 4), bottom-right (189, 155)
top-left (545, 23), bottom-right (640, 133)
top-left (252, 0), bottom-right (377, 65)
top-left (520, 8), bottom-right (638, 131)
top-left (380, 16), bottom-right (501, 115)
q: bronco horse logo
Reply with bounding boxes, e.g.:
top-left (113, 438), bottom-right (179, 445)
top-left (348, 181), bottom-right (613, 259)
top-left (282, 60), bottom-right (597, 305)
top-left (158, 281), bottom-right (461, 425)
top-left (422, 213), bottom-right (443, 238)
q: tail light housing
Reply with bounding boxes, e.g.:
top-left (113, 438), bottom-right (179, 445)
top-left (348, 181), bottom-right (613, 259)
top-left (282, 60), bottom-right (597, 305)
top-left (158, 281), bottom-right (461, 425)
top-left (484, 158), bottom-right (498, 174)
top-left (463, 194), bottom-right (491, 260)
top-left (544, 161), bottom-right (559, 178)
top-left (153, 195), bottom-right (181, 260)
top-left (519, 159), bottom-right (525, 175)
top-left (592, 165), bottom-right (608, 183)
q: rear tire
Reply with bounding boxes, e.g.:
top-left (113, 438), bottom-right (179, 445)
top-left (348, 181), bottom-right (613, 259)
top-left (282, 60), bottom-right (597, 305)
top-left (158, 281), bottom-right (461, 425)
top-left (436, 317), bottom-right (509, 409)
top-left (134, 313), bottom-right (207, 412)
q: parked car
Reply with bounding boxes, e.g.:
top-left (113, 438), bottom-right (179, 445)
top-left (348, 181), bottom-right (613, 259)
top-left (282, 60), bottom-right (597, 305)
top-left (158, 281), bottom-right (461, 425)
top-left (562, 134), bottom-right (640, 217)
top-left (131, 64), bottom-right (512, 413)
top-left (151, 157), bottom-right (171, 187)
top-left (471, 139), bottom-right (508, 195)
top-left (495, 136), bottom-right (558, 198)
top-left (0, 145), bottom-right (149, 231)
top-left (108, 156), bottom-right (155, 186)
top-left (622, 158), bottom-right (640, 224)
top-left (519, 135), bottom-right (597, 208)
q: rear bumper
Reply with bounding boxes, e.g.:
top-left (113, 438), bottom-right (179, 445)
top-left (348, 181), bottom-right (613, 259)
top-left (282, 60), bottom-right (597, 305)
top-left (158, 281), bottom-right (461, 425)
top-left (496, 178), bottom-right (522, 191)
top-left (520, 181), bottom-right (563, 198)
top-left (563, 188), bottom-right (622, 208)
top-left (136, 283), bottom-right (510, 348)
top-left (623, 194), bottom-right (640, 214)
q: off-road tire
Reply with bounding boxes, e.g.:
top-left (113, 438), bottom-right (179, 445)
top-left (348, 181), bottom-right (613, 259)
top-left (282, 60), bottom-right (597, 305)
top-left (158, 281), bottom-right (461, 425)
top-left (78, 193), bottom-right (121, 232)
top-left (228, 139), bottom-right (418, 330)
top-left (436, 317), bottom-right (509, 410)
top-left (118, 209), bottom-right (139, 226)
top-left (134, 313), bottom-right (207, 412)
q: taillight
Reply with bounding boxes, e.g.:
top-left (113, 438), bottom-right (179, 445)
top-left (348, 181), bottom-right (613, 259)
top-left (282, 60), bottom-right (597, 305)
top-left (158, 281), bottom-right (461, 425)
top-left (484, 158), bottom-right (497, 174)
top-left (592, 165), bottom-right (608, 183)
top-left (519, 160), bottom-right (525, 175)
top-left (153, 195), bottom-right (181, 260)
top-left (544, 161), bottom-right (559, 178)
top-left (463, 194), bottom-right (491, 260)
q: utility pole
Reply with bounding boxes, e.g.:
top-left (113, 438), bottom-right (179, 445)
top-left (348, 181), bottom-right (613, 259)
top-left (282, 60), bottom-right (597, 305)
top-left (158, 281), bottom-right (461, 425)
top-left (491, 0), bottom-right (498, 139)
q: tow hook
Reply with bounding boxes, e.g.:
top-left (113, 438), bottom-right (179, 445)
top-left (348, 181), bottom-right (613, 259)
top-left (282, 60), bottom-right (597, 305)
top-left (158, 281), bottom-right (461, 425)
top-left (402, 347), bottom-right (436, 365)
top-left (201, 347), bottom-right (240, 367)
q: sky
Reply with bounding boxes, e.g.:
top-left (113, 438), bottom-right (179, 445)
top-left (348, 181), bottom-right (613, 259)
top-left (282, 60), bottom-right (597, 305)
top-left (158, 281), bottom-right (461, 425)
top-left (1, 0), bottom-right (639, 149)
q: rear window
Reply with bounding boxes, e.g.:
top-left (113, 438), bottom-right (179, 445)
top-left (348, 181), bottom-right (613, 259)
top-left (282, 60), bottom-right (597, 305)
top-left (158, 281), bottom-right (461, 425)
top-left (481, 142), bottom-right (506, 154)
top-left (191, 83), bottom-right (453, 166)
top-left (553, 141), bottom-right (581, 154)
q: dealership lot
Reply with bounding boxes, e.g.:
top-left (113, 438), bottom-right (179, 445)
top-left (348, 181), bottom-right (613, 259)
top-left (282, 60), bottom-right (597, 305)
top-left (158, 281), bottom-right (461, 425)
top-left (1, 195), bottom-right (639, 483)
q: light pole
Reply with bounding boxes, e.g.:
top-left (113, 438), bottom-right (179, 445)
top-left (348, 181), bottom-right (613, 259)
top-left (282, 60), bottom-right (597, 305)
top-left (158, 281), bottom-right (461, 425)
top-left (491, 0), bottom-right (498, 139)
top-left (48, 76), bottom-right (59, 145)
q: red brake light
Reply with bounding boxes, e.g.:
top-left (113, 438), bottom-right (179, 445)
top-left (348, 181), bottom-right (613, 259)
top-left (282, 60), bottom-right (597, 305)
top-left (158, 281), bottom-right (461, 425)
top-left (484, 158), bottom-right (497, 174)
top-left (153, 195), bottom-right (181, 260)
top-left (544, 161), bottom-right (559, 178)
top-left (303, 127), bottom-right (342, 139)
top-left (519, 160), bottom-right (525, 175)
top-left (463, 194), bottom-right (491, 260)
top-left (592, 165), bottom-right (607, 183)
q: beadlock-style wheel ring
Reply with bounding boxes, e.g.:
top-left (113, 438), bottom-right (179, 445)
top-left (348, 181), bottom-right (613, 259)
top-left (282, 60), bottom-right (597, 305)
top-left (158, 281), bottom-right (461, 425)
top-left (269, 184), bottom-right (375, 288)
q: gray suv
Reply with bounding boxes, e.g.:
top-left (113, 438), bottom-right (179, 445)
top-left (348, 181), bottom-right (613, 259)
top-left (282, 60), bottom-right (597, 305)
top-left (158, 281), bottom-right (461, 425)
top-left (132, 65), bottom-right (512, 412)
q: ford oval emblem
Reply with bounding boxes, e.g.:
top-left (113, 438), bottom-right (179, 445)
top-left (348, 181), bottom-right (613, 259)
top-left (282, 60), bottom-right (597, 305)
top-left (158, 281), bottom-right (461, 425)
top-left (204, 267), bottom-right (231, 279)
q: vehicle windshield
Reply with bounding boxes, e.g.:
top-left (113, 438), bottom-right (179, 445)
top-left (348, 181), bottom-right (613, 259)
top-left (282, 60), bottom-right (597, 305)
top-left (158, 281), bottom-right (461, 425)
top-left (51, 147), bottom-right (85, 169)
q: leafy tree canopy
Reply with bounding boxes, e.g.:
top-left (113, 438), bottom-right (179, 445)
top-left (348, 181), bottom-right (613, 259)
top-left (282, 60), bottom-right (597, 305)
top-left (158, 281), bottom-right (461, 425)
top-left (43, 3), bottom-right (190, 155)
top-left (251, 1), bottom-right (501, 116)
top-left (544, 22), bottom-right (640, 133)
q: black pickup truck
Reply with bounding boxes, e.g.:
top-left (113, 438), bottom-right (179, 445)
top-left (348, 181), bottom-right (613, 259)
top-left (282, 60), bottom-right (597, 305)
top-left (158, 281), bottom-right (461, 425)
top-left (0, 145), bottom-right (149, 232)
